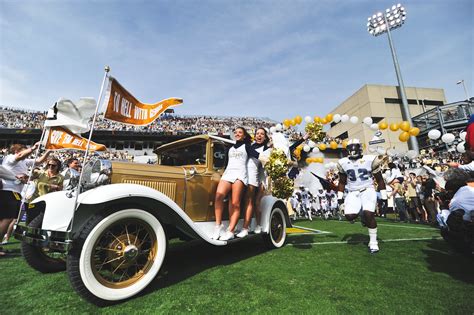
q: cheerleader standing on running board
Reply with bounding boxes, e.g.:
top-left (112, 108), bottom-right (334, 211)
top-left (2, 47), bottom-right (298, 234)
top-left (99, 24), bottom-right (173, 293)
top-left (212, 127), bottom-right (262, 241)
top-left (237, 127), bottom-right (272, 238)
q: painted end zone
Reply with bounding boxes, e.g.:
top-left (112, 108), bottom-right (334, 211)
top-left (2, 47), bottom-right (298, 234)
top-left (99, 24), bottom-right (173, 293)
top-left (286, 225), bottom-right (331, 235)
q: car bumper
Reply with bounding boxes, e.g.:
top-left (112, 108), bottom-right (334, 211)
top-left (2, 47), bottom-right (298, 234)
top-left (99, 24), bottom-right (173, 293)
top-left (13, 223), bottom-right (72, 252)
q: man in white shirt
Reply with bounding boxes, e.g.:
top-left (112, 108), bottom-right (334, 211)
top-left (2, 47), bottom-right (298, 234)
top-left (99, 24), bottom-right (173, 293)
top-left (0, 143), bottom-right (50, 255)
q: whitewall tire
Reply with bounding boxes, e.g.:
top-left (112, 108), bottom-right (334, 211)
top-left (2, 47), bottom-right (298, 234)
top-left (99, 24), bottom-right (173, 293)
top-left (262, 207), bottom-right (287, 249)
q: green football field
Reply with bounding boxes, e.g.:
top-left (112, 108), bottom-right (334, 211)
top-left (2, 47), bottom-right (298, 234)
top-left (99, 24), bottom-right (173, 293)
top-left (1, 218), bottom-right (473, 314)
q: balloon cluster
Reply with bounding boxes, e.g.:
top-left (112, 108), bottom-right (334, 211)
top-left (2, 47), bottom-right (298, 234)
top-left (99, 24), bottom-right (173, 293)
top-left (428, 129), bottom-right (466, 153)
top-left (264, 149), bottom-right (293, 199)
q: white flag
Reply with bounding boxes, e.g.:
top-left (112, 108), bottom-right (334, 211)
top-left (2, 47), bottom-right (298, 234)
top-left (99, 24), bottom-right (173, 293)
top-left (44, 98), bottom-right (97, 134)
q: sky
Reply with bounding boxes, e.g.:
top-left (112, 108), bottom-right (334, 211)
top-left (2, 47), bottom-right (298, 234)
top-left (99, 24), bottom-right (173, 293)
top-left (0, 0), bottom-right (472, 122)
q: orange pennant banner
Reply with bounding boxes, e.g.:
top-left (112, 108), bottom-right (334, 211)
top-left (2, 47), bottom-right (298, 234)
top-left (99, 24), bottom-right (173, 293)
top-left (104, 77), bottom-right (183, 126)
top-left (45, 127), bottom-right (106, 151)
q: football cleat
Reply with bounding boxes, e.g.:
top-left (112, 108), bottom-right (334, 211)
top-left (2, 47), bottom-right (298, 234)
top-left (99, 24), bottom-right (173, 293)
top-left (368, 243), bottom-right (380, 254)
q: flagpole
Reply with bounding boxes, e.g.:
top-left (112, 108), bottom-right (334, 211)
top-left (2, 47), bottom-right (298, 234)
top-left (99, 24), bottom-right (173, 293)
top-left (70, 66), bottom-right (110, 232)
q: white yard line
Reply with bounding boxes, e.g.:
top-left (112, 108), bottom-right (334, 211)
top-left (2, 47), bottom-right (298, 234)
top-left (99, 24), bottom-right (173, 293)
top-left (287, 236), bottom-right (442, 246)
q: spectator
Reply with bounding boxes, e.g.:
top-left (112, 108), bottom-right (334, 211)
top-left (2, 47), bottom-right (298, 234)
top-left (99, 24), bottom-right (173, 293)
top-left (29, 157), bottom-right (64, 202)
top-left (0, 143), bottom-right (50, 255)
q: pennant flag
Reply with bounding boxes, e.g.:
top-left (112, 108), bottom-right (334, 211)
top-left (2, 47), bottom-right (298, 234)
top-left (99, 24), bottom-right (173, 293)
top-left (44, 127), bottom-right (106, 151)
top-left (311, 172), bottom-right (338, 191)
top-left (43, 98), bottom-right (97, 134)
top-left (103, 77), bottom-right (183, 126)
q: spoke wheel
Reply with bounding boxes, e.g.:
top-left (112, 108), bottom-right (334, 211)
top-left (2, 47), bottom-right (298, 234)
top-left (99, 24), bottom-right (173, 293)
top-left (67, 209), bottom-right (166, 306)
top-left (262, 207), bottom-right (287, 249)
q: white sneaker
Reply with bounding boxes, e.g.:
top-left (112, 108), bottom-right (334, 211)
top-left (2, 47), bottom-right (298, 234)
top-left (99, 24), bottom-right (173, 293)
top-left (220, 230), bottom-right (235, 241)
top-left (254, 225), bottom-right (262, 234)
top-left (236, 228), bottom-right (249, 238)
top-left (368, 243), bottom-right (379, 254)
top-left (211, 224), bottom-right (224, 240)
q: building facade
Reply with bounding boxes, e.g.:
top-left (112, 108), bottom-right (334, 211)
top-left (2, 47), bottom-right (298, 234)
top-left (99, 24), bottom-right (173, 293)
top-left (326, 84), bottom-right (447, 153)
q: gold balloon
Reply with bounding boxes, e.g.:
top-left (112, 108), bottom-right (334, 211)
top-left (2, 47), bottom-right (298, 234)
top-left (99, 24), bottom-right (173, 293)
top-left (290, 119), bottom-right (296, 126)
top-left (314, 116), bottom-right (321, 123)
top-left (283, 119), bottom-right (290, 127)
top-left (330, 141), bottom-right (338, 149)
top-left (316, 157), bottom-right (324, 163)
top-left (389, 123), bottom-right (399, 131)
top-left (306, 158), bottom-right (313, 164)
top-left (319, 143), bottom-right (327, 151)
top-left (399, 131), bottom-right (410, 142)
top-left (400, 121), bottom-right (411, 132)
top-left (409, 127), bottom-right (420, 136)
top-left (378, 122), bottom-right (388, 130)
top-left (321, 118), bottom-right (328, 124)
top-left (326, 114), bottom-right (333, 122)
top-left (295, 115), bottom-right (302, 124)
top-left (342, 140), bottom-right (348, 148)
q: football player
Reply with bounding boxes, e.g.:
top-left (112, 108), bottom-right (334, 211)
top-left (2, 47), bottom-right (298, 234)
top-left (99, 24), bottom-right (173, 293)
top-left (337, 139), bottom-right (387, 254)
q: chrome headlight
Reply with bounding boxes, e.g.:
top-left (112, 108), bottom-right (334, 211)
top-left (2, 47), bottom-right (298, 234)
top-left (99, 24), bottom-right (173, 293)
top-left (82, 159), bottom-right (112, 190)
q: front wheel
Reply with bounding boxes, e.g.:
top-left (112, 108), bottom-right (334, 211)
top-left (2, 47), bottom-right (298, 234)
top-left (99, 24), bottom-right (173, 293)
top-left (67, 209), bottom-right (167, 306)
top-left (21, 213), bottom-right (67, 273)
top-left (262, 207), bottom-right (287, 249)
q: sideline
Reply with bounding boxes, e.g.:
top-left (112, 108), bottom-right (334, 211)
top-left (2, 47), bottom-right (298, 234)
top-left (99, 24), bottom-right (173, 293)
top-left (287, 236), bottom-right (442, 246)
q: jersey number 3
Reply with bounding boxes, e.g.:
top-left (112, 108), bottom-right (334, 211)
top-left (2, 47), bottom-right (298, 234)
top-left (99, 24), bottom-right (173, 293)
top-left (346, 168), bottom-right (370, 181)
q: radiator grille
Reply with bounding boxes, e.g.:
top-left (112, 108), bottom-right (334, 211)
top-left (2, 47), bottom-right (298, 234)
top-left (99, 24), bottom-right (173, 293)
top-left (122, 179), bottom-right (177, 200)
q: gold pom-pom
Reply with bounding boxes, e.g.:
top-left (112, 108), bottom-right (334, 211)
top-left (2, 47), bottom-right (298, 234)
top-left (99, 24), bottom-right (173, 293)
top-left (305, 122), bottom-right (325, 142)
top-left (271, 177), bottom-right (294, 199)
top-left (264, 149), bottom-right (289, 178)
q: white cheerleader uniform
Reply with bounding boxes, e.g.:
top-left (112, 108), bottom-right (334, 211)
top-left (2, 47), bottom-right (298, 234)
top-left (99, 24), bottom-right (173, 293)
top-left (221, 144), bottom-right (249, 185)
top-left (247, 144), bottom-right (269, 187)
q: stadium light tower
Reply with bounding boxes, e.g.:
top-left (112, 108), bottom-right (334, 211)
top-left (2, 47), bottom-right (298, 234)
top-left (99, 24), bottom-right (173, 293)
top-left (456, 80), bottom-right (471, 101)
top-left (367, 4), bottom-right (419, 153)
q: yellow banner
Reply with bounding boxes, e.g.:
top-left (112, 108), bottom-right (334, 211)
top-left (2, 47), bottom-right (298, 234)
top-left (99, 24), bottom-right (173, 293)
top-left (45, 127), bottom-right (106, 151)
top-left (104, 77), bottom-right (183, 126)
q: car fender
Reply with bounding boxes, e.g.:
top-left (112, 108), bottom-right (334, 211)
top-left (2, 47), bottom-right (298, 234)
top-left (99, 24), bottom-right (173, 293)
top-left (259, 195), bottom-right (292, 233)
top-left (35, 184), bottom-right (226, 246)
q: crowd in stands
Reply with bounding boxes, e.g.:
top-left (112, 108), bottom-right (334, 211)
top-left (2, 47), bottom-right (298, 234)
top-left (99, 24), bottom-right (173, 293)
top-left (0, 106), bottom-right (276, 136)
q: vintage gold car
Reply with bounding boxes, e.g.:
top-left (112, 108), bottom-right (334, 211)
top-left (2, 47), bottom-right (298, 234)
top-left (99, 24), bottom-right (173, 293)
top-left (14, 135), bottom-right (291, 306)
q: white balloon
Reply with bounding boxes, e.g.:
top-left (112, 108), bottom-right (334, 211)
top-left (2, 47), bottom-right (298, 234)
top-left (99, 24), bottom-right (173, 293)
top-left (457, 142), bottom-right (466, 153)
top-left (304, 116), bottom-right (312, 123)
top-left (341, 114), bottom-right (350, 123)
top-left (333, 114), bottom-right (341, 123)
top-left (459, 131), bottom-right (467, 141)
top-left (303, 145), bottom-right (311, 152)
top-left (312, 147), bottom-right (320, 153)
top-left (324, 163), bottom-right (330, 169)
top-left (441, 133), bottom-right (455, 144)
top-left (368, 146), bottom-right (376, 153)
top-left (269, 126), bottom-right (276, 133)
top-left (350, 116), bottom-right (359, 124)
top-left (363, 117), bottom-right (373, 125)
top-left (370, 123), bottom-right (379, 130)
top-left (428, 129), bottom-right (441, 140)
top-left (275, 123), bottom-right (282, 131)
top-left (308, 140), bottom-right (316, 148)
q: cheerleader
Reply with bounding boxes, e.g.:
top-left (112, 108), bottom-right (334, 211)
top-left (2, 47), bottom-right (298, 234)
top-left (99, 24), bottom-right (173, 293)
top-left (212, 127), bottom-right (261, 241)
top-left (237, 128), bottom-right (271, 238)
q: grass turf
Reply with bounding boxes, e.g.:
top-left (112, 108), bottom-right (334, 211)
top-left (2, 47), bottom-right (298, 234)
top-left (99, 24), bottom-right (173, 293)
top-left (1, 218), bottom-right (473, 314)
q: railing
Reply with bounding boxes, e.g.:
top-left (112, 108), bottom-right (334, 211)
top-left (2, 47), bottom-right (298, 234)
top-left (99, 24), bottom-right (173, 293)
top-left (412, 101), bottom-right (472, 134)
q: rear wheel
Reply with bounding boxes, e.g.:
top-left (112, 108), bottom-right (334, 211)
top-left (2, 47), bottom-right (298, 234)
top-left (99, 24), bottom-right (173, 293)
top-left (21, 213), bottom-right (67, 273)
top-left (67, 209), bottom-right (166, 306)
top-left (262, 207), bottom-right (287, 249)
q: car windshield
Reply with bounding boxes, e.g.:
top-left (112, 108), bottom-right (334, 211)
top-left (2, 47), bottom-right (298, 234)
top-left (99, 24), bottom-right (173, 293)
top-left (158, 140), bottom-right (207, 166)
